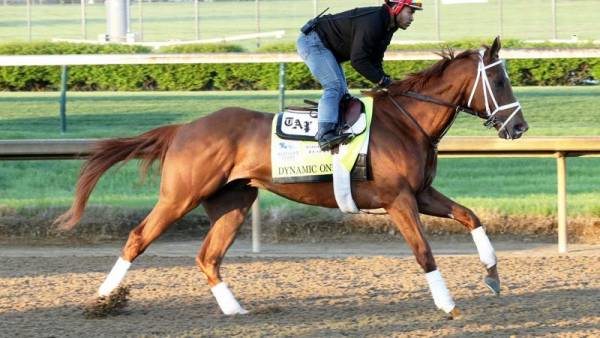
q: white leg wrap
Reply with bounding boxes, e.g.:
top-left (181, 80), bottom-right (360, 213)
top-left (98, 257), bottom-right (131, 297)
top-left (471, 227), bottom-right (497, 268)
top-left (211, 283), bottom-right (248, 315)
top-left (425, 269), bottom-right (455, 313)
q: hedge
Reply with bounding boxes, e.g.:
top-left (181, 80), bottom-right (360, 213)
top-left (0, 41), bottom-right (598, 91)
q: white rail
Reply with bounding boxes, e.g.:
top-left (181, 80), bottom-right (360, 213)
top-left (52, 30), bottom-right (287, 50)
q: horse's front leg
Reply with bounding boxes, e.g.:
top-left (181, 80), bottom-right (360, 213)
top-left (385, 190), bottom-right (461, 319)
top-left (416, 186), bottom-right (500, 295)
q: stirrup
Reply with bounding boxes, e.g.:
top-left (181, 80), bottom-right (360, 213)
top-left (318, 133), bottom-right (347, 151)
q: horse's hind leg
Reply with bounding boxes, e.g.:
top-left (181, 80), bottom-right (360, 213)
top-left (196, 180), bottom-right (257, 315)
top-left (417, 186), bottom-right (500, 295)
top-left (95, 154), bottom-right (219, 297)
top-left (97, 196), bottom-right (200, 297)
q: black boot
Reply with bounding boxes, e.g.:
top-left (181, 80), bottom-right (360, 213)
top-left (316, 122), bottom-right (345, 151)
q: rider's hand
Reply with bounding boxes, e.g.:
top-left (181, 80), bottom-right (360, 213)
top-left (377, 75), bottom-right (392, 89)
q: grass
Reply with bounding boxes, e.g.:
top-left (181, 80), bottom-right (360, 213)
top-left (0, 0), bottom-right (599, 49)
top-left (1, 87), bottom-right (600, 217)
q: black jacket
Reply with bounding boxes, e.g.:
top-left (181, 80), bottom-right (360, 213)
top-left (314, 5), bottom-right (397, 84)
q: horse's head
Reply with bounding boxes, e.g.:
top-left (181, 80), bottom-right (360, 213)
top-left (374, 37), bottom-right (528, 141)
top-left (466, 37), bottom-right (529, 139)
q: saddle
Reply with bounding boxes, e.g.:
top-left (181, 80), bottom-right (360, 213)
top-left (275, 94), bottom-right (367, 142)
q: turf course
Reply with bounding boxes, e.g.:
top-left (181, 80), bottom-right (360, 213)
top-left (1, 87), bottom-right (599, 217)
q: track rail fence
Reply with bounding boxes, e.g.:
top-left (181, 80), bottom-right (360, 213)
top-left (2, 137), bottom-right (599, 253)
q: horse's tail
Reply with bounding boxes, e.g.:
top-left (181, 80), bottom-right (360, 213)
top-left (54, 124), bottom-right (182, 230)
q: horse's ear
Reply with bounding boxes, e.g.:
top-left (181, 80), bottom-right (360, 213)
top-left (485, 36), bottom-right (502, 62)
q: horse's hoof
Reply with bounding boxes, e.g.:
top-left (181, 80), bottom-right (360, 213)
top-left (83, 285), bottom-right (130, 318)
top-left (484, 276), bottom-right (501, 296)
top-left (447, 307), bottom-right (462, 320)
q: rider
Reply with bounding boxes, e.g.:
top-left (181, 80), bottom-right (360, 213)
top-left (296, 0), bottom-right (422, 151)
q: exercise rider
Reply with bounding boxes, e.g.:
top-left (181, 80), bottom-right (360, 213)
top-left (296, 0), bottom-right (422, 151)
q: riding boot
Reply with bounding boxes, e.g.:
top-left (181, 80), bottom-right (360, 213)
top-left (316, 122), bottom-right (346, 151)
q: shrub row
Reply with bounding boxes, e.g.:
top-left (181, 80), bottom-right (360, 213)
top-left (0, 41), bottom-right (598, 91)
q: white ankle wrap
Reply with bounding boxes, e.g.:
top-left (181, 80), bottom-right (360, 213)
top-left (425, 269), bottom-right (455, 313)
top-left (211, 283), bottom-right (248, 315)
top-left (98, 257), bottom-right (131, 297)
top-left (471, 227), bottom-right (497, 268)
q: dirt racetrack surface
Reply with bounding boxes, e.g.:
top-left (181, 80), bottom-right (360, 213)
top-left (1, 239), bottom-right (599, 337)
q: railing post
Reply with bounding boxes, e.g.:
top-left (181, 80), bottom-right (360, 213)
top-left (194, 0), bottom-right (199, 40)
top-left (556, 152), bottom-right (567, 253)
top-left (551, 0), bottom-right (557, 40)
top-left (498, 0), bottom-right (503, 38)
top-left (26, 0), bottom-right (32, 42)
top-left (434, 0), bottom-right (440, 41)
top-left (81, 0), bottom-right (87, 40)
top-left (279, 63), bottom-right (286, 112)
top-left (59, 65), bottom-right (68, 134)
top-left (139, 0), bottom-right (144, 42)
top-left (251, 196), bottom-right (261, 253)
top-left (255, 0), bottom-right (261, 48)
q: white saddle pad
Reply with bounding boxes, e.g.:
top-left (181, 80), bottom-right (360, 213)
top-left (275, 110), bottom-right (367, 141)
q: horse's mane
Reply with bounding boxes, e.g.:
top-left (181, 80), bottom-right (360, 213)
top-left (365, 48), bottom-right (480, 96)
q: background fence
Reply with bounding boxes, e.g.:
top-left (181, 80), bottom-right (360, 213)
top-left (1, 0), bottom-right (600, 49)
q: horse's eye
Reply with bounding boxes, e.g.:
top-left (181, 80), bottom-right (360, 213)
top-left (495, 79), bottom-right (505, 88)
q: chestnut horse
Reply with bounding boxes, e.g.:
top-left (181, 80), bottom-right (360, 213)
top-left (56, 37), bottom-right (528, 319)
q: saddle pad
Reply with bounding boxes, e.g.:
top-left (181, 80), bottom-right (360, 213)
top-left (271, 97), bottom-right (373, 184)
top-left (275, 110), bottom-right (319, 141)
top-left (275, 108), bottom-right (367, 142)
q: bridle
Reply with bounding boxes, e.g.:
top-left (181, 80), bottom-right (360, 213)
top-left (467, 53), bottom-right (522, 134)
top-left (387, 51), bottom-right (523, 144)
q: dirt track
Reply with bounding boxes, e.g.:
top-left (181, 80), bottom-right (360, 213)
top-left (1, 239), bottom-right (599, 337)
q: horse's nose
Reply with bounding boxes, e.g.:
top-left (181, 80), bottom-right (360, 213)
top-left (514, 123), bottom-right (529, 135)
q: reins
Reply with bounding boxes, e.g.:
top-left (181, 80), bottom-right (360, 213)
top-left (387, 94), bottom-right (439, 148)
top-left (399, 91), bottom-right (482, 118)
top-left (387, 91), bottom-right (473, 148)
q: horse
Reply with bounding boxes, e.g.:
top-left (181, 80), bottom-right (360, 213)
top-left (55, 37), bottom-right (528, 319)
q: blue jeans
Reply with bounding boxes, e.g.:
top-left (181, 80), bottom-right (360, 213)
top-left (296, 31), bottom-right (348, 124)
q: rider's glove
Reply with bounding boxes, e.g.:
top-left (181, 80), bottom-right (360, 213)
top-left (377, 75), bottom-right (392, 89)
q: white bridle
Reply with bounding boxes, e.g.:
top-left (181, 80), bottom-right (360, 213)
top-left (467, 53), bottom-right (522, 135)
